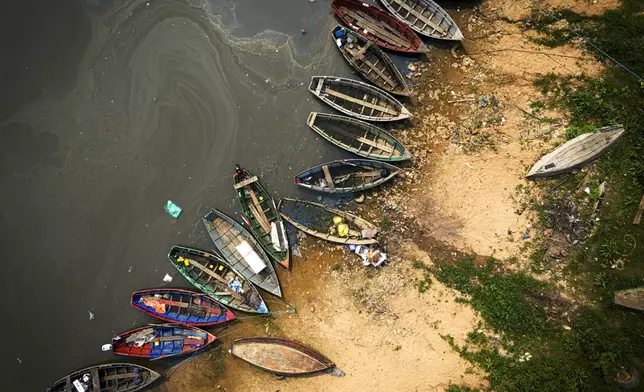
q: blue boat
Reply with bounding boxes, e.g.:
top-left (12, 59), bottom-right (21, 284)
top-left (131, 288), bottom-right (236, 327)
top-left (112, 323), bottom-right (216, 360)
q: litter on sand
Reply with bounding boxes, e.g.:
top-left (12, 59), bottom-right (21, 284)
top-left (348, 244), bottom-right (387, 267)
top-left (162, 273), bottom-right (173, 282)
top-left (164, 200), bottom-right (182, 218)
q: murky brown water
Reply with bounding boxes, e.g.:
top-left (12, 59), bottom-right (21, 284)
top-left (0, 0), bottom-right (471, 389)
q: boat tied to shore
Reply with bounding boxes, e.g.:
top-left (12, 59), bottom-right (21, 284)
top-left (233, 165), bottom-right (290, 269)
top-left (332, 25), bottom-right (411, 96)
top-left (331, 0), bottom-right (426, 54)
top-left (278, 197), bottom-right (379, 245)
top-left (203, 209), bottom-right (282, 298)
top-left (307, 112), bottom-right (412, 161)
top-left (167, 245), bottom-right (269, 314)
top-left (295, 159), bottom-right (400, 193)
top-left (231, 337), bottom-right (344, 377)
top-left (378, 0), bottom-right (464, 40)
top-left (111, 324), bottom-right (216, 360)
top-left (308, 76), bottom-right (412, 122)
top-left (47, 363), bottom-right (160, 392)
top-left (131, 288), bottom-right (236, 327)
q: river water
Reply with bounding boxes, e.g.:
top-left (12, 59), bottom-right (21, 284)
top-left (0, 0), bottom-right (426, 389)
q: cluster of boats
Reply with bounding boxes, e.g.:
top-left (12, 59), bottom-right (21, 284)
top-left (300, 0), bottom-right (463, 196)
top-left (47, 1), bottom-right (465, 391)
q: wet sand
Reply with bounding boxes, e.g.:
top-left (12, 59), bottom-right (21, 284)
top-left (0, 0), bottom-right (362, 389)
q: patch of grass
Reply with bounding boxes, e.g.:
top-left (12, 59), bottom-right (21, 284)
top-left (434, 258), bottom-right (547, 335)
top-left (432, 254), bottom-right (644, 391)
top-left (411, 260), bottom-right (424, 269)
top-left (417, 273), bottom-right (432, 293)
top-left (445, 385), bottom-right (480, 392)
top-left (564, 124), bottom-right (596, 140)
top-left (379, 216), bottom-right (393, 231)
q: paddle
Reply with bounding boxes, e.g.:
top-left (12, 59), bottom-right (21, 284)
top-left (182, 259), bottom-right (243, 301)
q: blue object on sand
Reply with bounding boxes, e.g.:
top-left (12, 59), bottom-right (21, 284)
top-left (164, 200), bottom-right (182, 218)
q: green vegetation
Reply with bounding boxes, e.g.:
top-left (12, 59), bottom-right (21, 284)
top-left (433, 258), bottom-right (642, 392)
top-left (445, 385), bottom-right (480, 392)
top-left (417, 273), bottom-right (432, 293)
top-left (434, 257), bottom-right (547, 335)
top-left (435, 3), bottom-right (644, 390)
top-left (379, 216), bottom-right (393, 231)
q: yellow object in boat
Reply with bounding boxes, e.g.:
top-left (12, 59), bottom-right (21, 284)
top-left (177, 257), bottom-right (184, 262)
top-left (154, 341), bottom-right (160, 346)
top-left (218, 265), bottom-right (224, 271)
top-left (333, 216), bottom-right (344, 225)
top-left (338, 223), bottom-right (349, 237)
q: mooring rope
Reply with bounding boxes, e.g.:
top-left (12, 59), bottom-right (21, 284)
top-left (531, 0), bottom-right (644, 83)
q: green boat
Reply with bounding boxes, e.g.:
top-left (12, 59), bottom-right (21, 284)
top-left (233, 165), bottom-right (290, 269)
top-left (203, 209), bottom-right (282, 297)
top-left (307, 112), bottom-right (412, 162)
top-left (167, 245), bottom-right (269, 314)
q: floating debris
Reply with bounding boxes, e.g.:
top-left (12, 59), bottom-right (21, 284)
top-left (164, 200), bottom-right (182, 218)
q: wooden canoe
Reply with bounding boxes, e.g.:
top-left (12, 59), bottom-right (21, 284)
top-left (112, 324), bottom-right (215, 360)
top-left (308, 76), bottom-right (411, 122)
top-left (131, 288), bottom-right (236, 327)
top-left (167, 245), bottom-right (269, 314)
top-left (231, 337), bottom-right (339, 376)
top-left (526, 125), bottom-right (625, 178)
top-left (615, 287), bottom-right (644, 311)
top-left (307, 112), bottom-right (412, 161)
top-left (233, 165), bottom-right (290, 269)
top-left (203, 209), bottom-right (282, 298)
top-left (332, 0), bottom-right (426, 54)
top-left (278, 197), bottom-right (378, 245)
top-left (295, 159), bottom-right (400, 193)
top-left (47, 363), bottom-right (160, 392)
top-left (332, 25), bottom-right (411, 96)
top-left (378, 0), bottom-right (464, 40)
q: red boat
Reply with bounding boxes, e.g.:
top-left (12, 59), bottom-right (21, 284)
top-left (331, 0), bottom-right (426, 54)
top-left (112, 324), bottom-right (216, 360)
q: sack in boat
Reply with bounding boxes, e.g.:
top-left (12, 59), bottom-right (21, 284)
top-left (362, 228), bottom-right (377, 239)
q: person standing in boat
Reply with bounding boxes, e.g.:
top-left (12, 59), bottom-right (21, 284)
top-left (234, 164), bottom-right (246, 180)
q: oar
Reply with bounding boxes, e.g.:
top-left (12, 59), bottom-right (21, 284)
top-left (182, 259), bottom-right (243, 300)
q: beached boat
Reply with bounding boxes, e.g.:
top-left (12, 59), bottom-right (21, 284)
top-left (614, 287), bottom-right (644, 311)
top-left (112, 324), bottom-right (215, 360)
top-left (203, 209), bottom-right (282, 297)
top-left (47, 363), bottom-right (160, 392)
top-left (278, 198), bottom-right (378, 245)
top-left (378, 0), bottom-right (464, 40)
top-left (307, 112), bottom-right (412, 161)
top-left (331, 0), bottom-right (426, 54)
top-left (295, 159), bottom-right (400, 193)
top-left (131, 288), bottom-right (236, 327)
top-left (309, 76), bottom-right (411, 122)
top-left (168, 245), bottom-right (269, 314)
top-left (233, 165), bottom-right (289, 269)
top-left (231, 337), bottom-right (340, 376)
top-left (332, 25), bottom-right (411, 96)
top-left (526, 125), bottom-right (625, 178)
